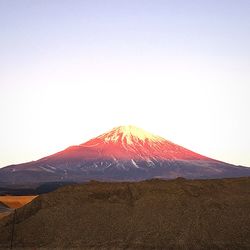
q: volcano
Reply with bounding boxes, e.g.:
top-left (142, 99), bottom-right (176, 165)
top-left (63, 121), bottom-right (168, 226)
top-left (0, 125), bottom-right (250, 186)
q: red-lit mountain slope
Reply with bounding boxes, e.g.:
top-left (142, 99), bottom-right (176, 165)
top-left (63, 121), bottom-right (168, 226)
top-left (43, 125), bottom-right (209, 162)
top-left (0, 125), bottom-right (250, 185)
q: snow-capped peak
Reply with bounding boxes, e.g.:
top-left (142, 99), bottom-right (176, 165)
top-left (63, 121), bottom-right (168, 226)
top-left (99, 125), bottom-right (164, 144)
top-left (80, 125), bottom-right (210, 161)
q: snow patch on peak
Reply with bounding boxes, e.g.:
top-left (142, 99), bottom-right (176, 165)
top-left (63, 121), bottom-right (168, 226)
top-left (103, 125), bottom-right (164, 144)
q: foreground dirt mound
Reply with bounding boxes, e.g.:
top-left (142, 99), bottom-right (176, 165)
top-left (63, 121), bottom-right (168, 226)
top-left (0, 178), bottom-right (250, 249)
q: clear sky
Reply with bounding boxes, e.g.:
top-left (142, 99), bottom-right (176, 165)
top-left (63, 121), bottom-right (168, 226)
top-left (0, 0), bottom-right (250, 168)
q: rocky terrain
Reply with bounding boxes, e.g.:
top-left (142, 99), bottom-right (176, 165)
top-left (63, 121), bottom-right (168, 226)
top-left (0, 177), bottom-right (250, 249)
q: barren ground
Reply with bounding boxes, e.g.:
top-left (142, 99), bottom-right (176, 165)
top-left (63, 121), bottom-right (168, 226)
top-left (0, 178), bottom-right (250, 249)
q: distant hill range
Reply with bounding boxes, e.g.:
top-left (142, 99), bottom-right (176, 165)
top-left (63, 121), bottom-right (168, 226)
top-left (0, 125), bottom-right (250, 192)
top-left (1, 178), bottom-right (250, 249)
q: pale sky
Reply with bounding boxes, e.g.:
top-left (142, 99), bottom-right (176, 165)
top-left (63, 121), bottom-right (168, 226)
top-left (0, 0), bottom-right (250, 168)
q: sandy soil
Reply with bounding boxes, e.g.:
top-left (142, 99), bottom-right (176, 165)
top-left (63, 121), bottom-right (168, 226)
top-left (0, 195), bottom-right (37, 209)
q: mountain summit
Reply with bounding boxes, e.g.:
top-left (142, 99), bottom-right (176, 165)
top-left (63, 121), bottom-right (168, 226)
top-left (80, 125), bottom-right (209, 161)
top-left (0, 125), bottom-right (250, 186)
top-left (94, 125), bottom-right (165, 143)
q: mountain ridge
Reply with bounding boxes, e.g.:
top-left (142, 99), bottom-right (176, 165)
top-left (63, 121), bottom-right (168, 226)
top-left (0, 125), bottom-right (249, 186)
top-left (42, 125), bottom-right (211, 161)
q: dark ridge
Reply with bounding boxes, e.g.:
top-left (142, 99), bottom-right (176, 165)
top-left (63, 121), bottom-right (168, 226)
top-left (0, 181), bottom-right (76, 195)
